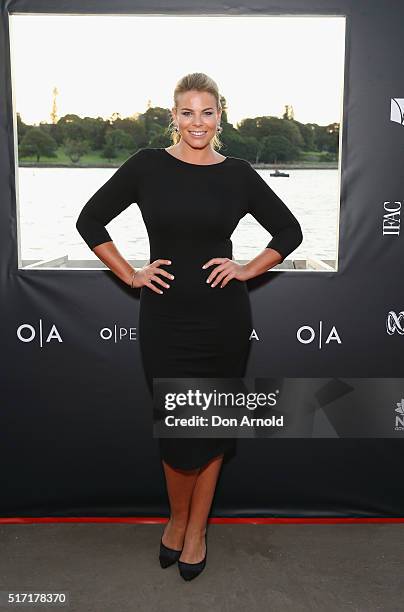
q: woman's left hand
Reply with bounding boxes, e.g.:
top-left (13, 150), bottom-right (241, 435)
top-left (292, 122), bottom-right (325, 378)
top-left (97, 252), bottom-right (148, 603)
top-left (202, 258), bottom-right (251, 288)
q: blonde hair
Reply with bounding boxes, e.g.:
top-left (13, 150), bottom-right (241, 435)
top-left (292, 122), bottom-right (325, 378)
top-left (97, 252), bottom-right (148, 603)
top-left (167, 72), bottom-right (223, 151)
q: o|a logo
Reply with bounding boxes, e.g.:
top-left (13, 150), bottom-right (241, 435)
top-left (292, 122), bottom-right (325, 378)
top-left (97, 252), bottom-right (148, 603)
top-left (16, 320), bottom-right (63, 346)
top-left (386, 311), bottom-right (404, 335)
top-left (297, 321), bottom-right (342, 348)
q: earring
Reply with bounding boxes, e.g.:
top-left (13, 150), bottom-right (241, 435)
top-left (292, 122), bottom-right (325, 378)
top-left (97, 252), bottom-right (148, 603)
top-left (174, 125), bottom-right (179, 132)
top-left (216, 124), bottom-right (223, 134)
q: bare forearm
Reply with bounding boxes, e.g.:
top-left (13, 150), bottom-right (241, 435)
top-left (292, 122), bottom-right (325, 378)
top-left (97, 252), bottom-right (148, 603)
top-left (243, 247), bottom-right (283, 280)
top-left (93, 241), bottom-right (135, 286)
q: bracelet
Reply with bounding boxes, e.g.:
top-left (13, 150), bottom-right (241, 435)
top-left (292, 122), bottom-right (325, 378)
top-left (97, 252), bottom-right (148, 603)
top-left (130, 269), bottom-right (137, 288)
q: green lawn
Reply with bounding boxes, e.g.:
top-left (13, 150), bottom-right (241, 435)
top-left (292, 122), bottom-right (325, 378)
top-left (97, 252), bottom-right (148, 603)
top-left (19, 148), bottom-right (135, 166)
top-left (18, 147), bottom-right (337, 167)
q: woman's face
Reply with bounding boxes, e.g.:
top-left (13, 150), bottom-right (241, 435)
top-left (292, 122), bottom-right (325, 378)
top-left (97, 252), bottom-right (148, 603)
top-left (172, 90), bottom-right (221, 149)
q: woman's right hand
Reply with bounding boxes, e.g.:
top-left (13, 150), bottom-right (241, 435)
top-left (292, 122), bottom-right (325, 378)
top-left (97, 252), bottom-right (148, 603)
top-left (129, 259), bottom-right (174, 294)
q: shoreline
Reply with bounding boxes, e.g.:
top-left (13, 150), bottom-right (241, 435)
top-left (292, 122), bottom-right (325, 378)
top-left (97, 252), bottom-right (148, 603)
top-left (18, 161), bottom-right (338, 170)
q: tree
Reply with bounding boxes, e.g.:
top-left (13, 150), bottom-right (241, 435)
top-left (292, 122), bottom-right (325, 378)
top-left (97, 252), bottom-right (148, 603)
top-left (282, 104), bottom-right (295, 121)
top-left (261, 134), bottom-right (300, 163)
top-left (102, 129), bottom-right (132, 160)
top-left (16, 113), bottom-right (29, 145)
top-left (19, 127), bottom-right (58, 162)
top-left (63, 137), bottom-right (90, 163)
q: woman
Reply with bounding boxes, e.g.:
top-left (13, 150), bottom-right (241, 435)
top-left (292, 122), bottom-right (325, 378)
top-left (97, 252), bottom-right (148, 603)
top-left (76, 72), bottom-right (303, 581)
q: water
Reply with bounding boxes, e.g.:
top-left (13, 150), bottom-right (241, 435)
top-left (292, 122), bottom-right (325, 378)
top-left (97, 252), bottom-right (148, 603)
top-left (17, 166), bottom-right (339, 265)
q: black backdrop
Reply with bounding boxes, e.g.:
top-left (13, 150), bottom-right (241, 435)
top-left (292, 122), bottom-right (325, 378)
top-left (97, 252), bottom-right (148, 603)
top-left (1, 0), bottom-right (403, 517)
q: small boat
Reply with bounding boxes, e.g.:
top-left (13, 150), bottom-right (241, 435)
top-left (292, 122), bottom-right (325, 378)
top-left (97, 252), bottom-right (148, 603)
top-left (270, 169), bottom-right (289, 177)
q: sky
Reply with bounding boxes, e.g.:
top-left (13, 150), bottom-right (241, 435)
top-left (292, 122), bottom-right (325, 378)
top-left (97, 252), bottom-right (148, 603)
top-left (9, 14), bottom-right (345, 128)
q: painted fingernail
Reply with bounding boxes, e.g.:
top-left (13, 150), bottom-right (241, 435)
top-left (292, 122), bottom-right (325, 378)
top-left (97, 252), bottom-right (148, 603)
top-left (206, 278), bottom-right (210, 283)
top-left (171, 275), bottom-right (174, 279)
top-left (165, 284), bottom-right (170, 288)
top-left (202, 265), bottom-right (206, 269)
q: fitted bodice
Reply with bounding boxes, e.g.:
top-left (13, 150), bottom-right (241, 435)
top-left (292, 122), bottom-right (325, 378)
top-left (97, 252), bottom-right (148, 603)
top-left (76, 146), bottom-right (303, 309)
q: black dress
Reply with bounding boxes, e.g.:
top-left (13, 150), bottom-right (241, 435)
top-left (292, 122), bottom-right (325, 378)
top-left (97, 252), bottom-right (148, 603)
top-left (76, 147), bottom-right (303, 470)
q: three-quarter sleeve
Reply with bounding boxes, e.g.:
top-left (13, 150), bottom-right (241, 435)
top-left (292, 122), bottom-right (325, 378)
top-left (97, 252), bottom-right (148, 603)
top-left (242, 161), bottom-right (303, 262)
top-left (76, 148), bottom-right (145, 250)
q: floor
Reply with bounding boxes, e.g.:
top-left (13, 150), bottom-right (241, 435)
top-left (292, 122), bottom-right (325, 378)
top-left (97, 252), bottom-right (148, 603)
top-left (0, 522), bottom-right (402, 611)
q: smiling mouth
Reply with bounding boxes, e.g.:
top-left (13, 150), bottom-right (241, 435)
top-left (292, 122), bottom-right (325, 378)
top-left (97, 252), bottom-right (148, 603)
top-left (189, 131), bottom-right (207, 137)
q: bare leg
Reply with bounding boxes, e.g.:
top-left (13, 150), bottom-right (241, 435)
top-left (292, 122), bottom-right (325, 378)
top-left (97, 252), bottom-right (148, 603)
top-left (161, 459), bottom-right (200, 550)
top-left (179, 453), bottom-right (224, 563)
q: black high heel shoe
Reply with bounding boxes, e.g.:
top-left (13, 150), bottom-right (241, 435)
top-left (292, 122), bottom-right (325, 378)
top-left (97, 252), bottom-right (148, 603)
top-left (159, 536), bottom-right (183, 569)
top-left (178, 532), bottom-right (207, 581)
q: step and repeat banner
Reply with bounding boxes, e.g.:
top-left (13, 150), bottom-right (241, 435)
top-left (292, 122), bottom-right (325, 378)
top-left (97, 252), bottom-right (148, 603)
top-left (1, 0), bottom-right (404, 517)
